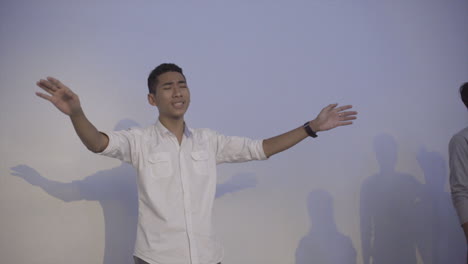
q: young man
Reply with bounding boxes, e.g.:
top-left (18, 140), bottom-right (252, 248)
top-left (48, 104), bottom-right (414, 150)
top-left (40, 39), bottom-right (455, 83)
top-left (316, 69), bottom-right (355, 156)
top-left (450, 82), bottom-right (468, 263)
top-left (36, 63), bottom-right (357, 264)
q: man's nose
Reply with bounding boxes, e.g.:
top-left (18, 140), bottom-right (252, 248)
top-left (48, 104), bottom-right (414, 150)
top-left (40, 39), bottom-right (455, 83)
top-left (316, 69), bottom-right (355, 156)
top-left (173, 86), bottom-right (182, 97)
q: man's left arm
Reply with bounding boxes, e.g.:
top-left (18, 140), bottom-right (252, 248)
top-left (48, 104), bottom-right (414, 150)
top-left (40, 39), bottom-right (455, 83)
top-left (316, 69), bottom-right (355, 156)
top-left (262, 104), bottom-right (357, 158)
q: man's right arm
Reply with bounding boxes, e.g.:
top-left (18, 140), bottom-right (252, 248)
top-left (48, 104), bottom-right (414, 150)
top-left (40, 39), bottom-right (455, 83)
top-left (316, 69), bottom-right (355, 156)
top-left (36, 77), bottom-right (108, 153)
top-left (449, 134), bottom-right (468, 243)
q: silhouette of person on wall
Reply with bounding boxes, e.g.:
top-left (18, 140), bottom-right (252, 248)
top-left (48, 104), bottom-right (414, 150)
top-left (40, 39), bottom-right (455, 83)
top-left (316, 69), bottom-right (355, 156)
top-left (11, 119), bottom-right (140, 264)
top-left (296, 190), bottom-right (356, 264)
top-left (360, 134), bottom-right (423, 264)
top-left (417, 147), bottom-right (465, 263)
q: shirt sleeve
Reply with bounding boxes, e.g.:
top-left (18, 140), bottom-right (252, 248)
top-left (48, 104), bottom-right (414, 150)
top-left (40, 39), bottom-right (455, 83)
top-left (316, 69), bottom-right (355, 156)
top-left (213, 131), bottom-right (267, 164)
top-left (449, 134), bottom-right (468, 225)
top-left (97, 129), bottom-right (138, 164)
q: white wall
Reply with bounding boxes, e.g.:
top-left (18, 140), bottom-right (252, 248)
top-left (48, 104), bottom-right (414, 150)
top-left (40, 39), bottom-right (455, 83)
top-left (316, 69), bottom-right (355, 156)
top-left (1, 0), bottom-right (467, 263)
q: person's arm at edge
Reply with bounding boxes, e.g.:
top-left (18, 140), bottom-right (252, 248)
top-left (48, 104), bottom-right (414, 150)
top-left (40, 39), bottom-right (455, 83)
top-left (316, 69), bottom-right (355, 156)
top-left (262, 104), bottom-right (357, 158)
top-left (449, 134), bottom-right (468, 246)
top-left (462, 223), bottom-right (468, 244)
top-left (36, 76), bottom-right (108, 153)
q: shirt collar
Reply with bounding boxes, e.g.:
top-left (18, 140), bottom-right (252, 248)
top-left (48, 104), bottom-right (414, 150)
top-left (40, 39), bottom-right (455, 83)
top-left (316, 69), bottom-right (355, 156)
top-left (155, 119), bottom-right (192, 138)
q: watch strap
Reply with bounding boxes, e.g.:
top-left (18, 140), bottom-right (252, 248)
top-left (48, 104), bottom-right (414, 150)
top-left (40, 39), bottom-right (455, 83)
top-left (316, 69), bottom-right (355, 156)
top-left (303, 121), bottom-right (318, 138)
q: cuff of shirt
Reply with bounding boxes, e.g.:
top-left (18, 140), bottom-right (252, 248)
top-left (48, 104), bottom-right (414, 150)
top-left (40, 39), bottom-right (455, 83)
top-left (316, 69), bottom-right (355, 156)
top-left (96, 131), bottom-right (115, 156)
top-left (257, 139), bottom-right (268, 160)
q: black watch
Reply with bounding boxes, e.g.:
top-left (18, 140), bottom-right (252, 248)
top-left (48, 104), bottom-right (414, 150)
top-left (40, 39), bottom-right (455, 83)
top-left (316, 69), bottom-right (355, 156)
top-left (303, 122), bottom-right (318, 138)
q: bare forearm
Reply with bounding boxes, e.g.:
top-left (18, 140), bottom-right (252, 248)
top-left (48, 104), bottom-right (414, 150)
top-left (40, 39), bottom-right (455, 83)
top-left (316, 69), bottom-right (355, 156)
top-left (261, 104), bottom-right (357, 158)
top-left (70, 109), bottom-right (108, 153)
top-left (262, 125), bottom-right (308, 158)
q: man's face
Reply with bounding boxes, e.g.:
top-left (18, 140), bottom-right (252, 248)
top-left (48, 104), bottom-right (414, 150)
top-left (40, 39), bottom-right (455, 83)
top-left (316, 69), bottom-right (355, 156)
top-left (148, 71), bottom-right (190, 121)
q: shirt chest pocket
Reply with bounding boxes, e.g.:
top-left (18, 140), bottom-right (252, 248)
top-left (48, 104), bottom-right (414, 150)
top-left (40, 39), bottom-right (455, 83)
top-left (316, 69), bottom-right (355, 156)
top-left (148, 152), bottom-right (173, 178)
top-left (191, 151), bottom-right (209, 175)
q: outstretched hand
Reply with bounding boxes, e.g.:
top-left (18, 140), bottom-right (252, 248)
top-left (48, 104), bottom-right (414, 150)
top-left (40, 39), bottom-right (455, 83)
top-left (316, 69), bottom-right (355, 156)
top-left (311, 104), bottom-right (357, 132)
top-left (36, 77), bottom-right (82, 116)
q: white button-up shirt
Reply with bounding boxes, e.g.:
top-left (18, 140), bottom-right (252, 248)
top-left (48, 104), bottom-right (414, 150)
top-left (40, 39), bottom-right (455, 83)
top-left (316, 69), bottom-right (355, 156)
top-left (99, 120), bottom-right (267, 264)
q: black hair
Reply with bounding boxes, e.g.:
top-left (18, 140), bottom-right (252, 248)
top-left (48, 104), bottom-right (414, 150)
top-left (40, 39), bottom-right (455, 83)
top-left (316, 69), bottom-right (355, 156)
top-left (460, 82), bottom-right (468, 109)
top-left (147, 63), bottom-right (184, 94)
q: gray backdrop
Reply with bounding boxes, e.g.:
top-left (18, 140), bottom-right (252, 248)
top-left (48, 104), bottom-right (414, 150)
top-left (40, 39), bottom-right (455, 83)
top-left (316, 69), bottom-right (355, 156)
top-left (1, 0), bottom-right (467, 263)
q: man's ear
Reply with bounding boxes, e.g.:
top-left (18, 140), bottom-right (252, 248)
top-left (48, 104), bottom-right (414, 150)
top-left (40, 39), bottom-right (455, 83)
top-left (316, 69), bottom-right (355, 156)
top-left (148, 93), bottom-right (157, 106)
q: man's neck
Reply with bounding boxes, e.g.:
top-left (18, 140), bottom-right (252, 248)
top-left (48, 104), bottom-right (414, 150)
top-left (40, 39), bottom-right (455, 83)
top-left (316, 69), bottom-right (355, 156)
top-left (159, 116), bottom-right (185, 144)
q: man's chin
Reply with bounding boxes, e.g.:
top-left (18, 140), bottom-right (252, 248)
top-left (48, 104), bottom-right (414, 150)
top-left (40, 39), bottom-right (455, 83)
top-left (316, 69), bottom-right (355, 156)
top-left (159, 108), bottom-right (188, 121)
top-left (169, 113), bottom-right (186, 120)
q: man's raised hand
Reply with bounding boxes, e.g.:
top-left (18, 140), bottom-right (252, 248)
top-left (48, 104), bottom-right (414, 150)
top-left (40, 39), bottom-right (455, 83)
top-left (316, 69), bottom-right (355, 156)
top-left (36, 77), bottom-right (82, 116)
top-left (310, 104), bottom-right (357, 132)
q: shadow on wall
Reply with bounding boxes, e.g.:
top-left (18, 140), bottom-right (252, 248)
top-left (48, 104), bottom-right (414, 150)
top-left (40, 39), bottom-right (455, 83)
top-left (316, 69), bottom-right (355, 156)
top-left (416, 147), bottom-right (465, 263)
top-left (295, 189), bottom-right (357, 264)
top-left (215, 172), bottom-right (257, 198)
top-left (11, 119), bottom-right (140, 264)
top-left (360, 134), bottom-right (425, 264)
top-left (10, 119), bottom-right (259, 264)
top-left (360, 133), bottom-right (465, 264)
top-left (11, 159), bottom-right (138, 264)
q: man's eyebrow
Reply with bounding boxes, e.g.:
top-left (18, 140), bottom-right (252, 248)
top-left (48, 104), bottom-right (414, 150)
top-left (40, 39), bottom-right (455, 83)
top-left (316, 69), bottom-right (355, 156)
top-left (161, 80), bottom-right (186, 86)
top-left (161, 81), bottom-right (174, 86)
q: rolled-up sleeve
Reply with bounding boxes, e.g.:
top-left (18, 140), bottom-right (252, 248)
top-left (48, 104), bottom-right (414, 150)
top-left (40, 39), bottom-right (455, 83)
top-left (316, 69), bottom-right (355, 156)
top-left (98, 129), bottom-right (136, 164)
top-left (449, 134), bottom-right (468, 225)
top-left (213, 132), bottom-right (267, 164)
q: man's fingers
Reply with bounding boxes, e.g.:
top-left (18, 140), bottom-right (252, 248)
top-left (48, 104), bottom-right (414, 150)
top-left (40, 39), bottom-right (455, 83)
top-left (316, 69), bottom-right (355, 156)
top-left (47, 76), bottom-right (67, 90)
top-left (35, 92), bottom-right (53, 101)
top-left (340, 111), bottom-right (358, 117)
top-left (36, 81), bottom-right (54, 95)
top-left (339, 121), bottom-right (353, 126)
top-left (337, 105), bottom-right (353, 112)
top-left (341, 116), bottom-right (357, 121)
top-left (37, 79), bottom-right (58, 92)
top-left (323, 103), bottom-right (338, 112)
top-left (324, 103), bottom-right (353, 113)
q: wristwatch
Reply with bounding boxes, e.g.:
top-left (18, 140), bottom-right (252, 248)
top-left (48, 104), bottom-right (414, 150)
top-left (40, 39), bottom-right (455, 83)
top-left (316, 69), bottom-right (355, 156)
top-left (303, 121), bottom-right (318, 138)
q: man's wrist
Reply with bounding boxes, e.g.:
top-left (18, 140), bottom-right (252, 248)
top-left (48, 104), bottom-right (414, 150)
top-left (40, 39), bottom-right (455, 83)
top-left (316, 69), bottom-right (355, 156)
top-left (303, 121), bottom-right (318, 138)
top-left (69, 107), bottom-right (85, 118)
top-left (309, 120), bottom-right (320, 133)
